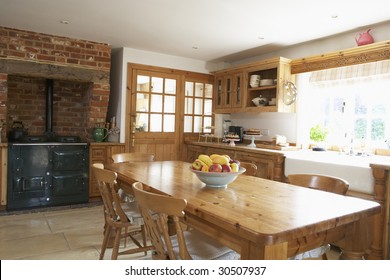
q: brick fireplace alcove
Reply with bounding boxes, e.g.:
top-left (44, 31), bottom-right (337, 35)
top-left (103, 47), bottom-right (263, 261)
top-left (0, 26), bottom-right (111, 142)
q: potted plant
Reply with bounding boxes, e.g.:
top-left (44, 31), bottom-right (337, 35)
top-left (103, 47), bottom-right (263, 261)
top-left (309, 124), bottom-right (328, 151)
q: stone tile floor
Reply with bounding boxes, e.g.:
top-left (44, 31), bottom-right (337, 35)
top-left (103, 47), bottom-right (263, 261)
top-left (0, 203), bottom-right (149, 260)
top-left (0, 203), bottom-right (341, 260)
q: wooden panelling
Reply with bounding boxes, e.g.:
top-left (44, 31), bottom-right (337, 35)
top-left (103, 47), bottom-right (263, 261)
top-left (0, 144), bottom-right (7, 207)
top-left (291, 40), bottom-right (390, 74)
top-left (89, 143), bottom-right (125, 198)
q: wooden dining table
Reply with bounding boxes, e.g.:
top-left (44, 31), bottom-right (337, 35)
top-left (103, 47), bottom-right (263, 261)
top-left (106, 160), bottom-right (381, 260)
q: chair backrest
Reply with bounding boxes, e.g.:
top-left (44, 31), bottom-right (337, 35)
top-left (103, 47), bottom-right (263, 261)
top-left (239, 162), bottom-right (257, 176)
top-left (287, 173), bottom-right (349, 195)
top-left (132, 182), bottom-right (191, 260)
top-left (92, 165), bottom-right (129, 226)
top-left (111, 152), bottom-right (155, 163)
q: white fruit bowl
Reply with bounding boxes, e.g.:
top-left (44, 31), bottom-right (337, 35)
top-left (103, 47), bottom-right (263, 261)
top-left (190, 167), bottom-right (246, 188)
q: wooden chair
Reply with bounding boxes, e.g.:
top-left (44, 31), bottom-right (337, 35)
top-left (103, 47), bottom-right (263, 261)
top-left (111, 152), bottom-right (155, 202)
top-left (287, 173), bottom-right (350, 260)
top-left (92, 164), bottom-right (154, 259)
top-left (239, 162), bottom-right (257, 176)
top-left (287, 173), bottom-right (349, 195)
top-left (132, 182), bottom-right (240, 260)
top-left (111, 152), bottom-right (155, 164)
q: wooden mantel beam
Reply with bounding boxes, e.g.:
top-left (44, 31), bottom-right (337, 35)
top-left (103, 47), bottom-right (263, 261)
top-left (291, 40), bottom-right (390, 74)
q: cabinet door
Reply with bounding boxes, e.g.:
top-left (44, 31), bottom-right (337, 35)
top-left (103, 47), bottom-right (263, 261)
top-left (89, 146), bottom-right (106, 197)
top-left (89, 144), bottom-right (125, 198)
top-left (223, 75), bottom-right (232, 108)
top-left (214, 76), bottom-right (223, 110)
top-left (231, 72), bottom-right (244, 108)
top-left (0, 146), bottom-right (7, 206)
top-left (186, 145), bottom-right (206, 163)
top-left (235, 151), bottom-right (274, 179)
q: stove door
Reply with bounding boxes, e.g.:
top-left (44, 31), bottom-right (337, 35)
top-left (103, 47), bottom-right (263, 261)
top-left (49, 145), bottom-right (89, 204)
top-left (7, 145), bottom-right (50, 210)
top-left (51, 146), bottom-right (87, 171)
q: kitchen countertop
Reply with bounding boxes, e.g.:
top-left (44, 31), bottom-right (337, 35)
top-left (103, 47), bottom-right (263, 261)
top-left (188, 141), bottom-right (390, 194)
top-left (284, 150), bottom-right (390, 194)
top-left (187, 141), bottom-right (286, 155)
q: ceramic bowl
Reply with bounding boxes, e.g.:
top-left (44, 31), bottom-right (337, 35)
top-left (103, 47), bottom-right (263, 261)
top-left (260, 79), bottom-right (274, 86)
top-left (190, 167), bottom-right (246, 188)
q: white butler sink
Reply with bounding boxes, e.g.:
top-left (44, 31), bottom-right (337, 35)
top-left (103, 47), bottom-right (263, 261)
top-left (284, 150), bottom-right (390, 195)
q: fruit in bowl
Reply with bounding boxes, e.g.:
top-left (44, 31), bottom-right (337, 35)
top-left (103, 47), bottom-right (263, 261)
top-left (190, 154), bottom-right (246, 188)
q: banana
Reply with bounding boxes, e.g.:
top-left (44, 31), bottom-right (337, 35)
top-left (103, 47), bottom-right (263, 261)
top-left (212, 155), bottom-right (230, 165)
top-left (198, 154), bottom-right (213, 166)
top-left (209, 154), bottom-right (220, 160)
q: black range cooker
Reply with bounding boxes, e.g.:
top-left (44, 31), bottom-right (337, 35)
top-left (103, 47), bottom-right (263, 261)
top-left (7, 136), bottom-right (89, 210)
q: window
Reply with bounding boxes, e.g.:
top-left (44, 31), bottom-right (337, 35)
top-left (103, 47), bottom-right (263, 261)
top-left (184, 81), bottom-right (213, 133)
top-left (135, 75), bottom-right (176, 132)
top-left (297, 60), bottom-right (390, 150)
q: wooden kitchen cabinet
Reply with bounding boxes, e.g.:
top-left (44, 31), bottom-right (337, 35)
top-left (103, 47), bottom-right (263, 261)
top-left (187, 144), bottom-right (206, 164)
top-left (89, 142), bottom-right (125, 198)
top-left (245, 57), bottom-right (294, 113)
top-left (213, 57), bottom-right (295, 114)
top-left (214, 71), bottom-right (245, 113)
top-left (185, 143), bottom-right (285, 181)
top-left (0, 144), bottom-right (7, 207)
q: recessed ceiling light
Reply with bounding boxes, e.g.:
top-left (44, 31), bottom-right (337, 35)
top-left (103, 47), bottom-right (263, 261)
top-left (331, 15), bottom-right (338, 19)
top-left (258, 36), bottom-right (265, 40)
top-left (60, 20), bottom-right (70, 24)
top-left (192, 46), bottom-right (199, 50)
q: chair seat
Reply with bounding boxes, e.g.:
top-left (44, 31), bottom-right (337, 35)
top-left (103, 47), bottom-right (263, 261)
top-left (290, 244), bottom-right (330, 260)
top-left (121, 201), bottom-right (145, 226)
top-left (171, 229), bottom-right (240, 260)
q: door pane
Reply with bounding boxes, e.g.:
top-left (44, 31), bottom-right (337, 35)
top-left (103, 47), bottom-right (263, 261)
top-left (195, 83), bottom-right (203, 97)
top-left (194, 116), bottom-right (202, 133)
top-left (185, 82), bottom-right (194, 96)
top-left (164, 95), bottom-right (176, 113)
top-left (151, 94), bottom-right (162, 112)
top-left (165, 79), bottom-right (176, 94)
top-left (137, 75), bottom-right (150, 92)
top-left (164, 115), bottom-right (175, 132)
top-left (150, 114), bottom-right (162, 132)
top-left (151, 77), bottom-right (163, 93)
top-left (204, 117), bottom-right (212, 133)
top-left (205, 83), bottom-right (213, 98)
top-left (185, 98), bottom-right (193, 114)
top-left (204, 100), bottom-right (212, 116)
top-left (184, 116), bottom-right (193, 132)
top-left (136, 113), bottom-right (148, 132)
top-left (194, 98), bottom-right (203, 115)
top-left (136, 93), bottom-right (149, 112)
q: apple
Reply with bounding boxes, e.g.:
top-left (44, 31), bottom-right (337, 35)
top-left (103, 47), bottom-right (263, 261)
top-left (209, 163), bottom-right (222, 172)
top-left (201, 165), bottom-right (209, 172)
top-left (192, 159), bottom-right (203, 170)
top-left (231, 159), bottom-right (240, 166)
top-left (221, 164), bottom-right (231, 173)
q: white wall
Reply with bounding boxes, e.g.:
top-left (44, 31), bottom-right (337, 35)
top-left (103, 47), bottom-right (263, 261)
top-left (231, 20), bottom-right (390, 66)
top-left (110, 20), bottom-right (390, 144)
top-left (221, 21), bottom-right (390, 144)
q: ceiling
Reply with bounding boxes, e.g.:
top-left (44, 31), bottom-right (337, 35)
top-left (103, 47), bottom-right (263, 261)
top-left (1, 0), bottom-right (389, 63)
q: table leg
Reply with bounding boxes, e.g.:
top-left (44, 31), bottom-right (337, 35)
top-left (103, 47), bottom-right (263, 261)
top-left (241, 241), bottom-right (288, 260)
top-left (338, 218), bottom-right (371, 260)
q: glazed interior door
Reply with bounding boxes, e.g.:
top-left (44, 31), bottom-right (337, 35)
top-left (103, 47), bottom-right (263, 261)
top-left (130, 70), bottom-right (180, 160)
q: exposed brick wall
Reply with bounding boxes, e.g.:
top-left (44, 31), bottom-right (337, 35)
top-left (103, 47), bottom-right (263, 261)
top-left (7, 76), bottom-right (90, 139)
top-left (0, 26), bottom-right (111, 142)
top-left (0, 74), bottom-right (7, 142)
top-left (0, 26), bottom-right (110, 70)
